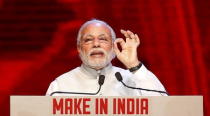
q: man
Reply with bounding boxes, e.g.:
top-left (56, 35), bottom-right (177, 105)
top-left (46, 19), bottom-right (167, 96)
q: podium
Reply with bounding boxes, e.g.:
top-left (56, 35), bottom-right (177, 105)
top-left (10, 96), bottom-right (203, 116)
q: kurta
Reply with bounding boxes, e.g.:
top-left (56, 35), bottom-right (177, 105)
top-left (46, 63), bottom-right (167, 96)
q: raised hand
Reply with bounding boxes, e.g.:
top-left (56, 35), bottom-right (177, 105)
top-left (114, 29), bottom-right (140, 69)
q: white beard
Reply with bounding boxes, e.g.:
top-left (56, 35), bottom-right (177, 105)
top-left (79, 48), bottom-right (115, 69)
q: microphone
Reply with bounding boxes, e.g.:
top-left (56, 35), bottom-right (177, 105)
top-left (50, 75), bottom-right (105, 96)
top-left (115, 72), bottom-right (168, 95)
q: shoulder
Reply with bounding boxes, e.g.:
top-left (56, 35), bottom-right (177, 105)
top-left (112, 66), bottom-right (127, 72)
top-left (55, 67), bottom-right (81, 81)
top-left (112, 66), bottom-right (133, 77)
top-left (111, 64), bottom-right (151, 79)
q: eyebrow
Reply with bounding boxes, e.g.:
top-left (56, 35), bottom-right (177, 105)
top-left (98, 34), bottom-right (106, 37)
top-left (82, 34), bottom-right (93, 38)
top-left (82, 33), bottom-right (108, 38)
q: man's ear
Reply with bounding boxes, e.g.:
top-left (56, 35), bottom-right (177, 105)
top-left (77, 44), bottom-right (81, 54)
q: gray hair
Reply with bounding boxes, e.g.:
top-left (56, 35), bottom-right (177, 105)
top-left (77, 19), bottom-right (116, 46)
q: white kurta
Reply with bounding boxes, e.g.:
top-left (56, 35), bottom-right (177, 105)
top-left (46, 63), bottom-right (167, 96)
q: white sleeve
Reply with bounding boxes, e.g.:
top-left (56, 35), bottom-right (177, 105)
top-left (45, 80), bottom-right (59, 96)
top-left (131, 64), bottom-right (168, 96)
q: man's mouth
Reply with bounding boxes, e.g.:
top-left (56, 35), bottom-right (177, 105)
top-left (90, 51), bottom-right (104, 58)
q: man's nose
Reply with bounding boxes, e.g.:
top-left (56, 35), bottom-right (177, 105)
top-left (93, 38), bottom-right (100, 47)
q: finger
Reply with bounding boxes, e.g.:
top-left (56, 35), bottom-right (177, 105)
top-left (114, 38), bottom-right (124, 55)
top-left (114, 42), bottom-right (120, 55)
top-left (127, 30), bottom-right (136, 40)
top-left (120, 29), bottom-right (126, 33)
top-left (130, 34), bottom-right (136, 42)
top-left (127, 30), bottom-right (134, 36)
top-left (126, 37), bottom-right (131, 43)
top-left (114, 38), bottom-right (126, 50)
top-left (120, 29), bottom-right (129, 38)
top-left (135, 34), bottom-right (140, 44)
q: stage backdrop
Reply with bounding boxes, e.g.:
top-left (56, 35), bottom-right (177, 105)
top-left (0, 0), bottom-right (209, 115)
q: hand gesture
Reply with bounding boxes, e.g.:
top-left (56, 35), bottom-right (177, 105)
top-left (114, 29), bottom-right (140, 69)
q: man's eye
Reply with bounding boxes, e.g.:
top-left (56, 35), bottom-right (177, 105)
top-left (84, 38), bottom-right (93, 42)
top-left (99, 37), bottom-right (107, 41)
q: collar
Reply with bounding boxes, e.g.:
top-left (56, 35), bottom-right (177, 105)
top-left (80, 63), bottom-right (113, 79)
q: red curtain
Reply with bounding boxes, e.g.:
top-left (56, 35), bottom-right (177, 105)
top-left (0, 0), bottom-right (209, 115)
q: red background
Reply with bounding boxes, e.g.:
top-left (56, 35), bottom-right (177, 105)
top-left (0, 0), bottom-right (209, 115)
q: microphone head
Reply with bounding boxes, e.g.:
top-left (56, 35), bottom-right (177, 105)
top-left (98, 75), bottom-right (105, 86)
top-left (115, 72), bottom-right (123, 81)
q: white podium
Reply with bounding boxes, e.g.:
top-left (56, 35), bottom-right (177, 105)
top-left (10, 96), bottom-right (203, 116)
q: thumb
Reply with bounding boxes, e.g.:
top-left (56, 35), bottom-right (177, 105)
top-left (114, 40), bottom-right (121, 56)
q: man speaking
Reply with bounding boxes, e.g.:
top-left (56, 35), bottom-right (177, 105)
top-left (46, 19), bottom-right (167, 96)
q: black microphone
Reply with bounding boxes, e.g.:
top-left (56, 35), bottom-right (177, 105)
top-left (50, 75), bottom-right (105, 96)
top-left (115, 72), bottom-right (168, 95)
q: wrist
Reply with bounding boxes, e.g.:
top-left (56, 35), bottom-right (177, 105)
top-left (126, 60), bottom-right (140, 69)
top-left (128, 62), bottom-right (142, 72)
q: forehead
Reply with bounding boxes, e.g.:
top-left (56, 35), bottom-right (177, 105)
top-left (80, 23), bottom-right (111, 37)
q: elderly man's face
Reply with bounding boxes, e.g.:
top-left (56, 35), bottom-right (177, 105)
top-left (78, 23), bottom-right (114, 70)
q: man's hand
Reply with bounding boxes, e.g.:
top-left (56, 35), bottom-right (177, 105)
top-left (114, 29), bottom-right (140, 69)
